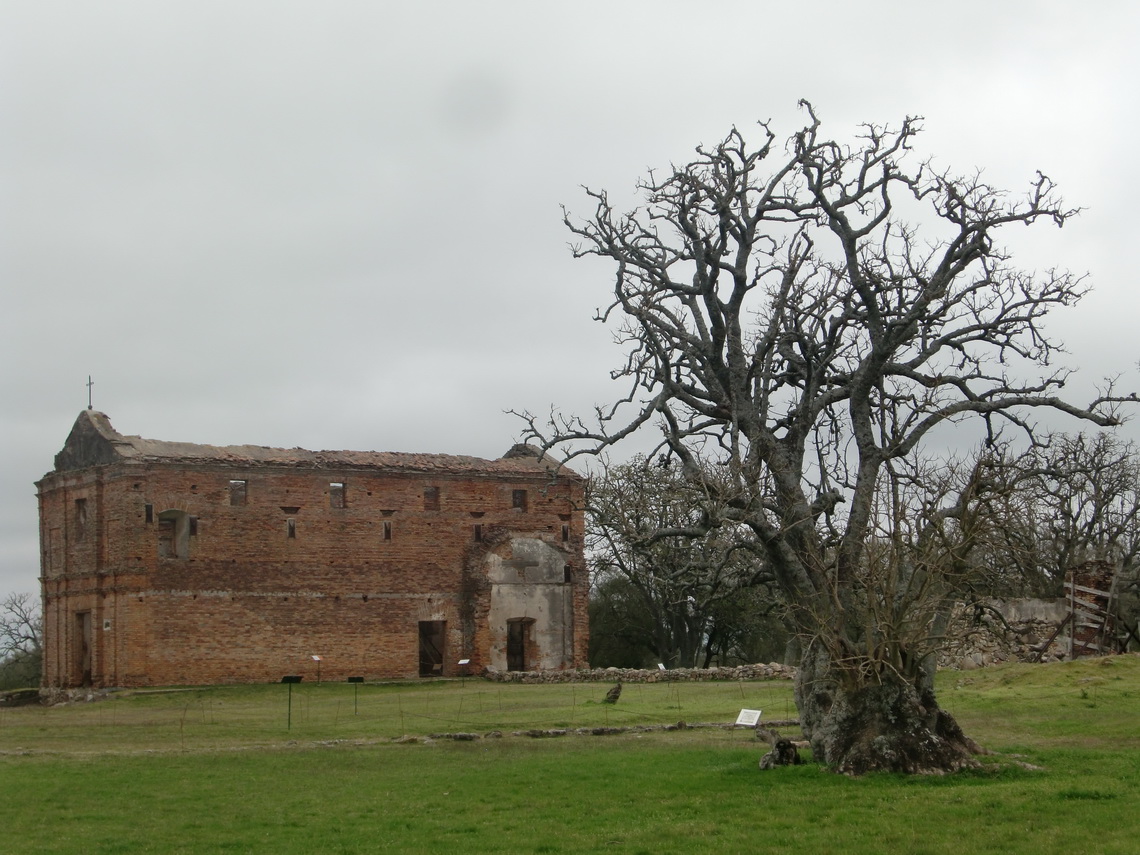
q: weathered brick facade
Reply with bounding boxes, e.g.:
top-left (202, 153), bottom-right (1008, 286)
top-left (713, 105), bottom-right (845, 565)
top-left (38, 411), bottom-right (588, 687)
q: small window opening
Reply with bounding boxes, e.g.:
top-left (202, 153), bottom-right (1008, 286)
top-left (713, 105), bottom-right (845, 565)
top-left (561, 524), bottom-right (570, 543)
top-left (424, 486), bottom-right (440, 511)
top-left (564, 565), bottom-right (572, 583)
top-left (382, 520), bottom-right (392, 541)
top-left (157, 510), bottom-right (191, 559)
top-left (330, 482), bottom-right (346, 509)
top-left (473, 524), bottom-right (483, 543)
top-left (512, 489), bottom-right (528, 512)
top-left (74, 498), bottom-right (88, 541)
top-left (145, 503), bottom-right (153, 524)
top-left (229, 480), bottom-right (248, 506)
top-left (287, 519), bottom-right (296, 539)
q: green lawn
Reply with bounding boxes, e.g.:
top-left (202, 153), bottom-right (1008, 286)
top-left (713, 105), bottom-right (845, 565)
top-left (2, 658), bottom-right (1138, 854)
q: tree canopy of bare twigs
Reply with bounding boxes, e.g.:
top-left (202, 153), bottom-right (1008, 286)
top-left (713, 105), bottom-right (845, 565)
top-left (586, 455), bottom-right (774, 668)
top-left (0, 592), bottom-right (42, 690)
top-left (515, 102), bottom-right (1134, 773)
top-left (974, 433), bottom-right (1140, 597)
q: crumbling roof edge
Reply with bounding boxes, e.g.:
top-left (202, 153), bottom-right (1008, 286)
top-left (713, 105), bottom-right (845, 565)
top-left (51, 412), bottom-right (582, 480)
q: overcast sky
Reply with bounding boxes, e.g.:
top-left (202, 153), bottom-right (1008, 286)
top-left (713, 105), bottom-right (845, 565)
top-left (2, 1), bottom-right (1138, 593)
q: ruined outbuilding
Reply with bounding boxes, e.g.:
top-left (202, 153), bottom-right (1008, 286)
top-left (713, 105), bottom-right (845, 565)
top-left (38, 411), bottom-right (588, 687)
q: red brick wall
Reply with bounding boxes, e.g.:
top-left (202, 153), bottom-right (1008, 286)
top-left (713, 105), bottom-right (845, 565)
top-left (39, 461), bottom-right (587, 687)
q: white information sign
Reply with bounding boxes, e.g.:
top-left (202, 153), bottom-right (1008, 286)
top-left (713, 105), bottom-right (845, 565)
top-left (735, 708), bottom-right (763, 727)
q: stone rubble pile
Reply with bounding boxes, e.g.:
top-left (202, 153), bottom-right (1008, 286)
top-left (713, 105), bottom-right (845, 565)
top-left (938, 598), bottom-right (1071, 670)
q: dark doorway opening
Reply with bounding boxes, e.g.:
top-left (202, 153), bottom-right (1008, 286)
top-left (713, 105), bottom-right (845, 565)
top-left (418, 621), bottom-right (446, 677)
top-left (506, 618), bottom-right (536, 672)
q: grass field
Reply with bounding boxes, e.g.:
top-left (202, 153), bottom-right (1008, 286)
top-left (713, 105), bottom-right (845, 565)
top-left (2, 657), bottom-right (1138, 854)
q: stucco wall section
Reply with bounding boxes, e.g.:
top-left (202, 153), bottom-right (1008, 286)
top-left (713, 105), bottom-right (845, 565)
top-left (486, 538), bottom-right (576, 671)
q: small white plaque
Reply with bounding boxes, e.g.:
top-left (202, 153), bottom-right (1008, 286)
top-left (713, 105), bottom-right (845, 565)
top-left (311, 655), bottom-right (323, 662)
top-left (657, 663), bottom-right (666, 671)
top-left (735, 708), bottom-right (762, 727)
top-left (458, 659), bottom-right (471, 665)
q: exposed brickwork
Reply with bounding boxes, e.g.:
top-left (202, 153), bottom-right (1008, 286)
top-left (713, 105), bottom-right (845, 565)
top-left (38, 412), bottom-right (588, 687)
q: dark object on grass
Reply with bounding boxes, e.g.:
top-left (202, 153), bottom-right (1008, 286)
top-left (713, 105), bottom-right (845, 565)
top-left (603, 681), bottom-right (622, 704)
top-left (757, 727), bottom-right (803, 769)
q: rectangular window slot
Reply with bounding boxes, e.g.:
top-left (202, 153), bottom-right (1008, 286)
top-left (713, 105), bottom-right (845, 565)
top-left (287, 519), bottom-right (296, 539)
top-left (512, 489), bottom-right (528, 512)
top-left (145, 504), bottom-right (153, 524)
top-left (229, 480), bottom-right (248, 506)
top-left (330, 482), bottom-right (346, 509)
top-left (382, 520), bottom-right (392, 541)
top-left (74, 498), bottom-right (88, 541)
top-left (562, 524), bottom-right (570, 543)
top-left (424, 486), bottom-right (440, 511)
top-left (473, 524), bottom-right (483, 543)
top-left (189, 516), bottom-right (198, 537)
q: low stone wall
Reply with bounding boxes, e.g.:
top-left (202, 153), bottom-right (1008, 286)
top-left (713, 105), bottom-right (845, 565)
top-left (482, 663), bottom-right (795, 683)
top-left (0, 688), bottom-right (42, 707)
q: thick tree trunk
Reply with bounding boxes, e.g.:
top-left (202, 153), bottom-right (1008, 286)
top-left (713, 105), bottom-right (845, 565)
top-left (793, 640), bottom-right (982, 775)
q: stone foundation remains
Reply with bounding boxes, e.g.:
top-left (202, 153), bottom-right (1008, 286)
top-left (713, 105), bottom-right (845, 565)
top-left (483, 662), bottom-right (795, 683)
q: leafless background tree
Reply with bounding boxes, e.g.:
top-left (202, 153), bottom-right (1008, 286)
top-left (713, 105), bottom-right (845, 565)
top-left (586, 455), bottom-right (774, 668)
top-left (0, 592), bottom-right (42, 690)
top-left (977, 433), bottom-right (1140, 597)
top-left (516, 103), bottom-right (1134, 773)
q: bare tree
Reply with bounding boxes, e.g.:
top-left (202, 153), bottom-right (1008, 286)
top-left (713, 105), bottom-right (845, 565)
top-left (516, 103), bottom-right (1133, 773)
top-left (587, 455), bottom-right (772, 667)
top-left (0, 592), bottom-right (43, 690)
top-left (1003, 433), bottom-right (1140, 592)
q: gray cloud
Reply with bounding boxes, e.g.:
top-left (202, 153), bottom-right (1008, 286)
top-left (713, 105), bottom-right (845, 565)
top-left (3, 1), bottom-right (1139, 592)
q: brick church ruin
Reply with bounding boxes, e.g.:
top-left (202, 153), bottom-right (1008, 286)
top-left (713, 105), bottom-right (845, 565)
top-left (37, 411), bottom-right (588, 687)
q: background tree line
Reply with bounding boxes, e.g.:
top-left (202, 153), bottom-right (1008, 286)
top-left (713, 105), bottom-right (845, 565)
top-left (0, 592), bottom-right (42, 691)
top-left (586, 435), bottom-right (1140, 671)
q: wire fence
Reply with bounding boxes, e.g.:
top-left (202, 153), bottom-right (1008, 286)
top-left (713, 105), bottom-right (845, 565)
top-left (0, 678), bottom-right (802, 752)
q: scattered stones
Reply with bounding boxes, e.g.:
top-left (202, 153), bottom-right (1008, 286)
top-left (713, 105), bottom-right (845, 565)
top-left (38, 687), bottom-right (118, 706)
top-left (483, 663), bottom-right (796, 684)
